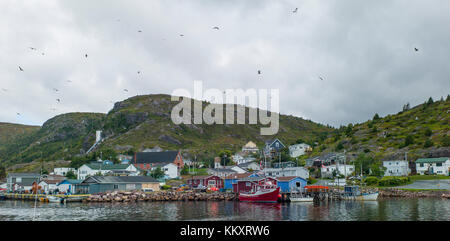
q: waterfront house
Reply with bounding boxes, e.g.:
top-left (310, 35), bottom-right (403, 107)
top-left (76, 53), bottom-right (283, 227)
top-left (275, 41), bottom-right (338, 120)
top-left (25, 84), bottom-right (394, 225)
top-left (383, 160), bottom-right (411, 176)
top-left (151, 163), bottom-right (179, 179)
top-left (289, 143), bottom-right (312, 158)
top-left (416, 157), bottom-right (450, 176)
top-left (186, 175), bottom-right (224, 189)
top-left (264, 166), bottom-right (309, 180)
top-left (52, 167), bottom-right (76, 176)
top-left (242, 141), bottom-right (259, 154)
top-left (132, 150), bottom-right (184, 171)
top-left (77, 163), bottom-right (140, 180)
top-left (57, 179), bottom-right (83, 194)
top-left (321, 164), bottom-right (354, 178)
top-left (77, 176), bottom-right (160, 194)
top-left (6, 173), bottom-right (40, 192)
top-left (232, 176), bottom-right (278, 193)
top-left (224, 173), bottom-right (259, 190)
top-left (38, 179), bottom-right (61, 193)
top-left (276, 176), bottom-right (307, 193)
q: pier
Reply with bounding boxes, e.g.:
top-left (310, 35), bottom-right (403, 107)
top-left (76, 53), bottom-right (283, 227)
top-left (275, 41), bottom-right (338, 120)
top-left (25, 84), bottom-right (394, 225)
top-left (1, 193), bottom-right (90, 202)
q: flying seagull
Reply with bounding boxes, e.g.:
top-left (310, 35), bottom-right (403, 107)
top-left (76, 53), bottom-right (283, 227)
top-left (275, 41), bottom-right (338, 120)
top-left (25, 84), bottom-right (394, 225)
top-left (41, 53), bottom-right (45, 55)
top-left (212, 26), bottom-right (220, 30)
top-left (17, 113), bottom-right (21, 116)
top-left (29, 47), bottom-right (36, 51)
top-left (137, 71), bottom-right (141, 74)
top-left (1, 88), bottom-right (7, 92)
top-left (293, 8), bottom-right (298, 13)
top-left (85, 54), bottom-right (88, 58)
top-left (19, 66), bottom-right (24, 71)
top-left (414, 48), bottom-right (419, 52)
top-left (56, 98), bottom-right (61, 103)
top-left (319, 76), bottom-right (324, 80)
top-left (138, 30), bottom-right (142, 33)
top-left (180, 34), bottom-right (184, 37)
top-left (124, 89), bottom-right (129, 92)
top-left (258, 70), bottom-right (261, 75)
top-left (67, 80), bottom-right (72, 83)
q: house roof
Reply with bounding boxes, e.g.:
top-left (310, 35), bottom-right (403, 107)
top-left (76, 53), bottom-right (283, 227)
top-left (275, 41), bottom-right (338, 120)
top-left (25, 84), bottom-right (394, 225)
top-left (58, 179), bottom-right (83, 185)
top-left (243, 141), bottom-right (258, 148)
top-left (7, 173), bottom-right (40, 178)
top-left (40, 179), bottom-right (61, 185)
top-left (190, 175), bottom-right (218, 180)
top-left (238, 161), bottom-right (258, 168)
top-left (224, 173), bottom-right (253, 180)
top-left (276, 176), bottom-right (306, 182)
top-left (416, 157), bottom-right (449, 163)
top-left (209, 168), bottom-right (237, 173)
top-left (132, 151), bottom-right (179, 164)
top-left (81, 176), bottom-right (158, 184)
top-left (85, 163), bottom-right (131, 170)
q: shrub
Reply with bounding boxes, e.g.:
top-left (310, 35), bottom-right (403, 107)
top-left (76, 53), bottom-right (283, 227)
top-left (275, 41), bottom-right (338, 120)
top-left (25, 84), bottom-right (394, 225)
top-left (364, 176), bottom-right (379, 186)
top-left (378, 176), bottom-right (410, 187)
top-left (161, 185), bottom-right (172, 190)
top-left (424, 139), bottom-right (433, 148)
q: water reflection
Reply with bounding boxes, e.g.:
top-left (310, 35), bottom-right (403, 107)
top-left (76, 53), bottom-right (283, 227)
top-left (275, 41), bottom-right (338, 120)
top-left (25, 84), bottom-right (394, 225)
top-left (0, 198), bottom-right (449, 221)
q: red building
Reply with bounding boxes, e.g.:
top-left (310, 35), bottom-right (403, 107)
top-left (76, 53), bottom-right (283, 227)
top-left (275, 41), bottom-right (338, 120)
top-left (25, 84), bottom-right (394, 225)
top-left (232, 176), bottom-right (278, 193)
top-left (187, 175), bottom-right (224, 189)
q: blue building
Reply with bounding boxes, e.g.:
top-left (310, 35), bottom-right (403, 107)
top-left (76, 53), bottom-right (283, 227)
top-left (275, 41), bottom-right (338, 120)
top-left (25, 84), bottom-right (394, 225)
top-left (276, 176), bottom-right (307, 193)
top-left (224, 172), bottom-right (259, 190)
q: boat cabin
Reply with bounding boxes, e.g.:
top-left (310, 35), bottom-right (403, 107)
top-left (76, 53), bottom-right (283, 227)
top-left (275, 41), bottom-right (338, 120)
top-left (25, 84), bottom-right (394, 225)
top-left (233, 177), bottom-right (278, 193)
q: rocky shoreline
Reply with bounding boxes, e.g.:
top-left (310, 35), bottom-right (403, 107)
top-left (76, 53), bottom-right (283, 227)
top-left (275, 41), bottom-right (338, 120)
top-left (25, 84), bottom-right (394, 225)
top-left (83, 191), bottom-right (238, 203)
top-left (379, 188), bottom-right (450, 199)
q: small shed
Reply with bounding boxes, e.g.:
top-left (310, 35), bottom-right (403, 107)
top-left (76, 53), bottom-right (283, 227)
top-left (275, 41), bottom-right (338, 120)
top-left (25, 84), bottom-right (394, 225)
top-left (57, 179), bottom-right (83, 194)
top-left (276, 176), bottom-right (307, 193)
top-left (77, 176), bottom-right (160, 194)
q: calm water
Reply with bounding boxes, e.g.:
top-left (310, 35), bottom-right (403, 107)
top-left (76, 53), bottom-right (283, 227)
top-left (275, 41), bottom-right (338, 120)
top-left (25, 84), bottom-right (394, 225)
top-left (0, 198), bottom-right (449, 221)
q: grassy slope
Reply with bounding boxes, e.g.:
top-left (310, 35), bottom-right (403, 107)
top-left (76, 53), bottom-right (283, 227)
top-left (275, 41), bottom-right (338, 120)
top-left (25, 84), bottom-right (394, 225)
top-left (307, 99), bottom-right (450, 161)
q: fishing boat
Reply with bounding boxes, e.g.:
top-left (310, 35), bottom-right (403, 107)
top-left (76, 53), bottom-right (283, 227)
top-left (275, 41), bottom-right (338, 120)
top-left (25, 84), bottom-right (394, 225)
top-left (289, 192), bottom-right (313, 202)
top-left (343, 186), bottom-right (378, 201)
top-left (239, 180), bottom-right (280, 203)
top-left (47, 195), bottom-right (63, 203)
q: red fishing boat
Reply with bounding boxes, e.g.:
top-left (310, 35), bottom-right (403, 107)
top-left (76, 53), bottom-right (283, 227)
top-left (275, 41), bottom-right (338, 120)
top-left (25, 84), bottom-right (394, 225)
top-left (238, 179), bottom-right (280, 203)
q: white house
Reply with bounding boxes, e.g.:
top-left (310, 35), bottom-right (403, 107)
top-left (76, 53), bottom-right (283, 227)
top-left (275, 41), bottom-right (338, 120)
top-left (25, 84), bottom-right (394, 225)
top-left (289, 143), bottom-right (312, 158)
top-left (153, 163), bottom-right (179, 179)
top-left (233, 153), bottom-right (256, 165)
top-left (264, 167), bottom-right (309, 180)
top-left (38, 179), bottom-right (60, 193)
top-left (77, 163), bottom-right (139, 180)
top-left (383, 160), bottom-right (411, 176)
top-left (416, 157), bottom-right (450, 176)
top-left (52, 167), bottom-right (76, 176)
top-left (321, 164), bottom-right (355, 178)
top-left (56, 179), bottom-right (83, 194)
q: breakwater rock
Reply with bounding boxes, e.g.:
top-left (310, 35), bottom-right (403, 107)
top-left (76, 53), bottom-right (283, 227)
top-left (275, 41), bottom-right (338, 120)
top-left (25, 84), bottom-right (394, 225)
top-left (83, 191), bottom-right (237, 203)
top-left (380, 188), bottom-right (450, 198)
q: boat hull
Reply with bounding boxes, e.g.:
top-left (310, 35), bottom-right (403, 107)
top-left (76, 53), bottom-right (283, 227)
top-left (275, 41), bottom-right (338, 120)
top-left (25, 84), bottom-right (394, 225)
top-left (239, 187), bottom-right (280, 203)
top-left (290, 197), bottom-right (314, 202)
top-left (343, 192), bottom-right (379, 201)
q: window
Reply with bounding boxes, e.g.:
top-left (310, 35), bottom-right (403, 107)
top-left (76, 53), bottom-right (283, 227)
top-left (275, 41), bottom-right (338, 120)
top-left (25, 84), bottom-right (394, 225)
top-left (246, 182), bottom-right (251, 187)
top-left (420, 163), bottom-right (424, 167)
top-left (437, 163), bottom-right (442, 167)
top-left (16, 177), bottom-right (22, 183)
top-left (113, 185), bottom-right (119, 189)
top-left (208, 180), bottom-right (216, 185)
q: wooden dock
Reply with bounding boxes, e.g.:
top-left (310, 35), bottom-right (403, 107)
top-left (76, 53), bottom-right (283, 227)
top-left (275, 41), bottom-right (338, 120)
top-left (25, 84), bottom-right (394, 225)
top-left (2, 193), bottom-right (90, 202)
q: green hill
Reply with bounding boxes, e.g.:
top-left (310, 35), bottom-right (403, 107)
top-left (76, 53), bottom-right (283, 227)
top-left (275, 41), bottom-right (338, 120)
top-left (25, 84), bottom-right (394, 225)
top-left (0, 94), bottom-right (333, 171)
top-left (308, 96), bottom-right (450, 162)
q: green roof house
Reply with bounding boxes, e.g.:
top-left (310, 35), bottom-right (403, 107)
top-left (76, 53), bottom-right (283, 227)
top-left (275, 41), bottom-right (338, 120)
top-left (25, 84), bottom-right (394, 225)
top-left (415, 157), bottom-right (450, 176)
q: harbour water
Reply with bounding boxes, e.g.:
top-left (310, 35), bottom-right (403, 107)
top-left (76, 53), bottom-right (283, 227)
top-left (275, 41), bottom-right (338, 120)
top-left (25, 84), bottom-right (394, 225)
top-left (1, 198), bottom-right (449, 221)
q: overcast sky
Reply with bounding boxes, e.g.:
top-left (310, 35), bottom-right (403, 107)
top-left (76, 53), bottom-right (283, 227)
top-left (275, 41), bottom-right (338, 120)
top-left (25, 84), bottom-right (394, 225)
top-left (1, 0), bottom-right (449, 128)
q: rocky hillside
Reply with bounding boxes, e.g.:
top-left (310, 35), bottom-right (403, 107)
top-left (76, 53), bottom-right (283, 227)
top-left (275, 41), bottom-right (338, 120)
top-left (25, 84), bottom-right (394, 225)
top-left (0, 94), bottom-right (333, 169)
top-left (0, 122), bottom-right (40, 160)
top-left (308, 96), bottom-right (450, 162)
